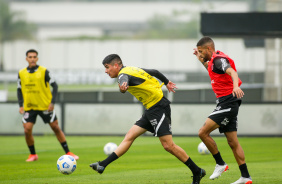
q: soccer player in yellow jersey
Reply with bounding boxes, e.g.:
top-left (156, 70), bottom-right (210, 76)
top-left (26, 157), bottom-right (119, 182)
top-left (17, 49), bottom-right (79, 162)
top-left (90, 54), bottom-right (206, 184)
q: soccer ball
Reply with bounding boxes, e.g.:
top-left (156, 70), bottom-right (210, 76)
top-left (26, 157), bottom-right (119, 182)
top-left (197, 142), bottom-right (210, 155)
top-left (103, 142), bottom-right (118, 156)
top-left (57, 155), bottom-right (77, 175)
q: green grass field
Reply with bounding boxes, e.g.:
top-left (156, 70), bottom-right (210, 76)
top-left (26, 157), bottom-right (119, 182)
top-left (0, 136), bottom-right (281, 184)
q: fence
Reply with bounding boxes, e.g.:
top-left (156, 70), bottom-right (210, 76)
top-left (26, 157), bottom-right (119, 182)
top-left (1, 101), bottom-right (281, 136)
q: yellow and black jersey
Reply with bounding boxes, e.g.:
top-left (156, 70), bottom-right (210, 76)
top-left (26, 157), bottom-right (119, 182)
top-left (118, 66), bottom-right (169, 109)
top-left (17, 65), bottom-right (58, 111)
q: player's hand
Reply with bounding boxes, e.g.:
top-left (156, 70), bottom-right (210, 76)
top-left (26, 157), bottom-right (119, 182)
top-left (193, 48), bottom-right (198, 56)
top-left (233, 87), bottom-right (244, 99)
top-left (119, 82), bottom-right (128, 93)
top-left (166, 81), bottom-right (177, 93)
top-left (19, 107), bottom-right (24, 114)
top-left (48, 103), bottom-right (54, 112)
top-left (193, 48), bottom-right (203, 62)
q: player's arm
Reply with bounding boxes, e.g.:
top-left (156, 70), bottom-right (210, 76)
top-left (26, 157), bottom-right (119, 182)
top-left (118, 74), bottom-right (129, 93)
top-left (226, 68), bottom-right (244, 98)
top-left (142, 68), bottom-right (169, 84)
top-left (17, 73), bottom-right (24, 114)
top-left (45, 70), bottom-right (58, 111)
top-left (213, 57), bottom-right (244, 99)
top-left (193, 48), bottom-right (208, 70)
top-left (142, 68), bottom-right (177, 93)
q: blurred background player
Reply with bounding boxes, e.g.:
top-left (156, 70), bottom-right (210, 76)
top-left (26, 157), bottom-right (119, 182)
top-left (193, 36), bottom-right (252, 184)
top-left (17, 49), bottom-right (79, 162)
top-left (90, 54), bottom-right (206, 184)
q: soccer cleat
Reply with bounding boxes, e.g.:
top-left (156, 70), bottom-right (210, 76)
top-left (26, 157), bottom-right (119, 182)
top-left (26, 154), bottom-right (38, 162)
top-left (209, 163), bottom-right (229, 180)
top-left (191, 168), bottom-right (206, 184)
top-left (66, 152), bottom-right (79, 160)
top-left (90, 162), bottom-right (105, 174)
top-left (231, 177), bottom-right (252, 184)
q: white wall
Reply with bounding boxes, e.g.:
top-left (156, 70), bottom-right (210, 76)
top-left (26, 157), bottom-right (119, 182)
top-left (0, 104), bottom-right (62, 134)
top-left (4, 39), bottom-right (265, 72)
top-left (1, 103), bottom-right (281, 136)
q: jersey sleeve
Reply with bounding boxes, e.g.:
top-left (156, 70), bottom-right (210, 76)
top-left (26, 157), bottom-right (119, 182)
top-left (141, 68), bottom-right (169, 85)
top-left (213, 57), bottom-right (231, 73)
top-left (17, 73), bottom-right (23, 107)
top-left (118, 73), bottom-right (129, 86)
top-left (45, 70), bottom-right (56, 84)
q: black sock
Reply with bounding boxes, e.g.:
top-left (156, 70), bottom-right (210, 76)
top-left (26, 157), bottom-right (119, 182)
top-left (99, 152), bottom-right (119, 168)
top-left (61, 141), bottom-right (70, 153)
top-left (184, 157), bottom-right (201, 175)
top-left (239, 163), bottom-right (250, 178)
top-left (28, 145), bottom-right (36, 154)
top-left (213, 152), bottom-right (225, 165)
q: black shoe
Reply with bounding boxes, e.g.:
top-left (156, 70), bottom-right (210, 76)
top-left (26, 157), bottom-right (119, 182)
top-left (191, 168), bottom-right (206, 184)
top-left (89, 162), bottom-right (105, 174)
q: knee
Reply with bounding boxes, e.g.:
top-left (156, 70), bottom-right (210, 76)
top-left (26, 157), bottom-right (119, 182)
top-left (24, 127), bottom-right (32, 135)
top-left (227, 139), bottom-right (237, 149)
top-left (163, 143), bottom-right (175, 153)
top-left (124, 132), bottom-right (136, 143)
top-left (50, 124), bottom-right (61, 133)
top-left (50, 120), bottom-right (60, 131)
top-left (198, 128), bottom-right (206, 140)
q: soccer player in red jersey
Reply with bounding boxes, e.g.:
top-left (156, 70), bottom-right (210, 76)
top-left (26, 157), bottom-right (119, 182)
top-left (193, 36), bottom-right (252, 184)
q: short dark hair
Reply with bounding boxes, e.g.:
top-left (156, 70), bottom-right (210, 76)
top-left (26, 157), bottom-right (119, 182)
top-left (196, 36), bottom-right (214, 47)
top-left (26, 49), bottom-right (38, 56)
top-left (102, 54), bottom-right (123, 66)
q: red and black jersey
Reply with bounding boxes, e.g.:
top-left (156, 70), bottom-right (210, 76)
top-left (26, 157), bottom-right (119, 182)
top-left (208, 50), bottom-right (242, 98)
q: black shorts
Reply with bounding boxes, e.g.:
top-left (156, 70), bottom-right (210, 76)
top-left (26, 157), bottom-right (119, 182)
top-left (208, 94), bottom-right (241, 133)
top-left (135, 97), bottom-right (172, 137)
top-left (22, 110), bottom-right (57, 124)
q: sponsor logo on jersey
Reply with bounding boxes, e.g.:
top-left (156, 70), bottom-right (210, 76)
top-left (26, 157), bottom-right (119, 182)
top-left (215, 106), bottom-right (221, 111)
top-left (220, 58), bottom-right (228, 70)
top-left (24, 112), bottom-right (29, 119)
top-left (221, 118), bottom-right (229, 126)
top-left (150, 119), bottom-right (158, 126)
top-left (43, 110), bottom-right (49, 115)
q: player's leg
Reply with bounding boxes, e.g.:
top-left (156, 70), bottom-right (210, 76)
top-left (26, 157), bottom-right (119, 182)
top-left (90, 125), bottom-right (146, 174)
top-left (159, 134), bottom-right (206, 183)
top-left (155, 103), bottom-right (205, 183)
top-left (49, 119), bottom-right (66, 143)
top-left (225, 131), bottom-right (252, 184)
top-left (198, 118), bottom-right (220, 154)
top-left (22, 111), bottom-right (38, 162)
top-left (23, 122), bottom-right (35, 147)
top-left (224, 131), bottom-right (245, 165)
top-left (199, 118), bottom-right (228, 180)
top-left (159, 134), bottom-right (188, 162)
top-left (41, 111), bottom-right (79, 160)
top-left (115, 125), bottom-right (147, 157)
top-left (23, 122), bottom-right (38, 161)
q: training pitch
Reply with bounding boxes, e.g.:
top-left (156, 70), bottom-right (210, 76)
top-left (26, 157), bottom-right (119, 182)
top-left (0, 136), bottom-right (281, 184)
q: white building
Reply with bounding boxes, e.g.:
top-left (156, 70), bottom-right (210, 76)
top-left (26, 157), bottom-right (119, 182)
top-left (10, 1), bottom-right (248, 40)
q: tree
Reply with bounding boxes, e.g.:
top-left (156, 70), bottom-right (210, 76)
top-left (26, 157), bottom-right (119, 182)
top-left (0, 0), bottom-right (37, 71)
top-left (135, 10), bottom-right (199, 39)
